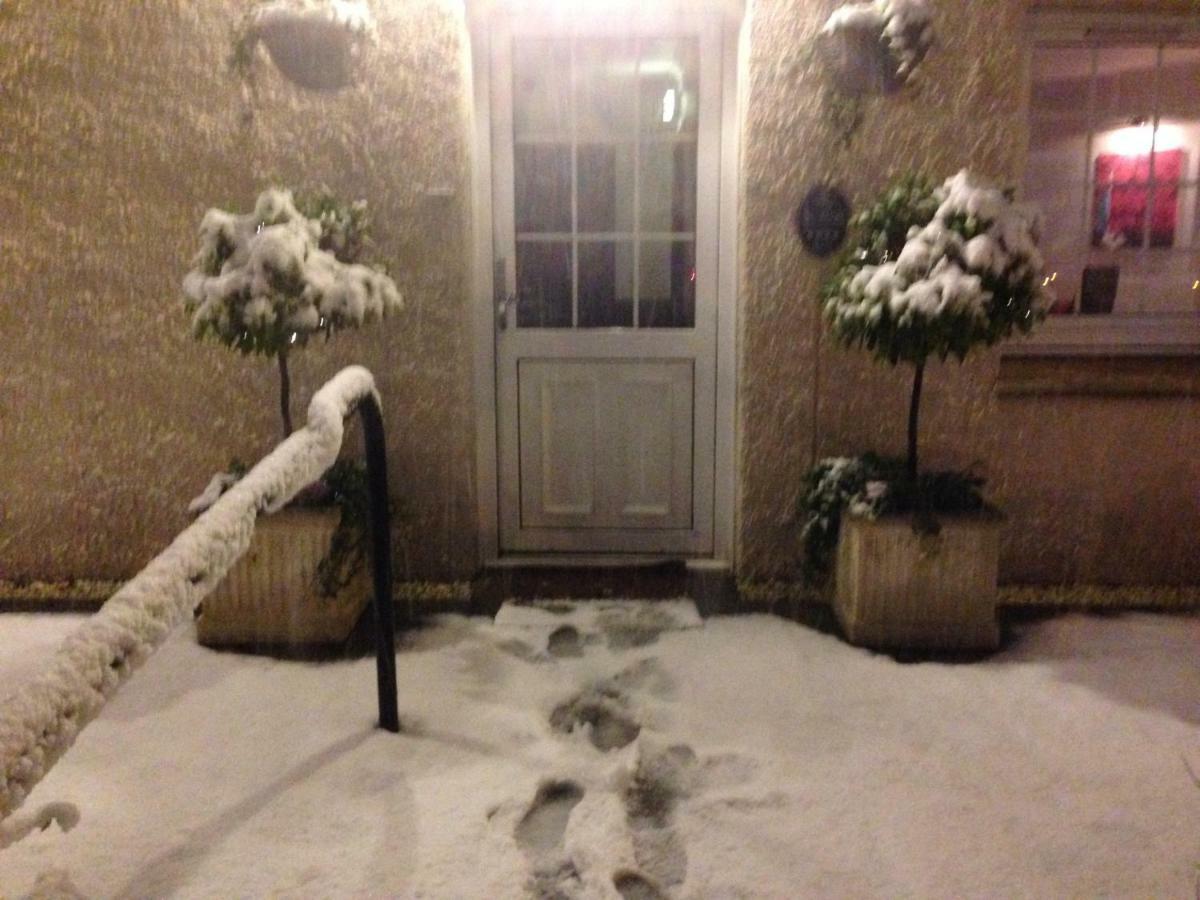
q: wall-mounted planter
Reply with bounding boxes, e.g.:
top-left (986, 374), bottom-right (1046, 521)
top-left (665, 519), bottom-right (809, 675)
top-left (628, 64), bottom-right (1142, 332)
top-left (237, 1), bottom-right (377, 92)
top-left (834, 513), bottom-right (1002, 652)
top-left (197, 508), bottom-right (369, 650)
top-left (819, 22), bottom-right (906, 96)
top-left (818, 1), bottom-right (934, 97)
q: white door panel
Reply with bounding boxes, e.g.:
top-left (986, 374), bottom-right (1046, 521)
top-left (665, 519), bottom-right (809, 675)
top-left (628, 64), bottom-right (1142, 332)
top-left (518, 359), bottom-right (693, 531)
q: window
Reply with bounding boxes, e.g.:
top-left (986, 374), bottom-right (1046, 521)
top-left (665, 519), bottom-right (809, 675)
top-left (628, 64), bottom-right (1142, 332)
top-left (1019, 13), bottom-right (1200, 354)
top-left (509, 35), bottom-right (700, 330)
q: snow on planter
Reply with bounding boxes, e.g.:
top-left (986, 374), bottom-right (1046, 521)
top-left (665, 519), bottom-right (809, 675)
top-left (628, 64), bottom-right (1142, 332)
top-left (0, 366), bottom-right (380, 836)
top-left (821, 0), bottom-right (934, 92)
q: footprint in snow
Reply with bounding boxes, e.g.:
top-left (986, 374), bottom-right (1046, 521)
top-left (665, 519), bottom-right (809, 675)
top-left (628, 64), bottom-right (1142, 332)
top-left (547, 625), bottom-right (583, 659)
top-left (550, 687), bottom-right (642, 751)
top-left (515, 780), bottom-right (586, 899)
top-left (612, 868), bottom-right (670, 900)
top-left (621, 742), bottom-right (698, 888)
top-left (515, 780), bottom-right (585, 858)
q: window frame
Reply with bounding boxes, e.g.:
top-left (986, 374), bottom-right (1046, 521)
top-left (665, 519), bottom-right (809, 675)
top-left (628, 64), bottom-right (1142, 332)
top-left (1010, 9), bottom-right (1200, 357)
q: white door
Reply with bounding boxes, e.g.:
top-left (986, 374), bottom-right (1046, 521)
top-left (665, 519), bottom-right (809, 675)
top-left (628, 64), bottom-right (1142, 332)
top-left (490, 19), bottom-right (722, 555)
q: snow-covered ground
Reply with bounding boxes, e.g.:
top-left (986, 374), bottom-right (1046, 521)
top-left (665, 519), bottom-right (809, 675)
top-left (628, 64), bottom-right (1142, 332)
top-left (0, 607), bottom-right (1197, 899)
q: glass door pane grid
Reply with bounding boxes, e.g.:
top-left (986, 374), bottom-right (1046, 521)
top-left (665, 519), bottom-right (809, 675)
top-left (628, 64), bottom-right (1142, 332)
top-left (513, 34), bottom-right (698, 330)
top-left (570, 37), bottom-right (579, 327)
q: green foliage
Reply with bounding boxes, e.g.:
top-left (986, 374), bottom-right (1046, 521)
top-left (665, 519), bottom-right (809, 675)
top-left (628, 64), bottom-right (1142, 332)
top-left (290, 459), bottom-right (370, 598)
top-left (848, 173), bottom-right (941, 262)
top-left (203, 457), bottom-right (390, 600)
top-left (295, 188), bottom-right (370, 264)
top-left (799, 454), bottom-right (987, 586)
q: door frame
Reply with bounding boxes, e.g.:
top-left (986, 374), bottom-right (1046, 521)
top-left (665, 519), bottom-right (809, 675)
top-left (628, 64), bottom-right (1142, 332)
top-left (468, 1), bottom-right (745, 565)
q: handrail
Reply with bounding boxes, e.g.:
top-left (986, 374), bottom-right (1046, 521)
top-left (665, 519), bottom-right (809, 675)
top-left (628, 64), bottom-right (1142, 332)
top-left (358, 393), bottom-right (400, 733)
top-left (0, 365), bottom-right (399, 839)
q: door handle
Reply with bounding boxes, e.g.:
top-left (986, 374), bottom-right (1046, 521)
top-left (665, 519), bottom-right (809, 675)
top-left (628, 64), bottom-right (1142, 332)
top-left (494, 257), bottom-right (516, 332)
top-left (496, 293), bottom-right (517, 331)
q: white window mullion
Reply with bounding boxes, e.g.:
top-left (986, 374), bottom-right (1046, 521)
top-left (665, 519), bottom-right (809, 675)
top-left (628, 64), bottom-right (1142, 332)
top-left (570, 37), bottom-right (580, 329)
top-left (1079, 43), bottom-right (1098, 321)
top-left (1140, 42), bottom-right (1164, 289)
top-left (633, 36), bottom-right (643, 329)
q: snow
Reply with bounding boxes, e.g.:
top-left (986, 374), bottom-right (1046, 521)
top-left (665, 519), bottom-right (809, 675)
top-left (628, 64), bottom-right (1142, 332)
top-left (0, 367), bottom-right (379, 827)
top-left (830, 171), bottom-right (1047, 330)
top-left (183, 189), bottom-right (401, 350)
top-left (252, 0), bottom-right (377, 39)
top-left (822, 0), bottom-right (934, 80)
top-left (0, 608), bottom-right (1196, 898)
top-left (820, 3), bottom-right (885, 34)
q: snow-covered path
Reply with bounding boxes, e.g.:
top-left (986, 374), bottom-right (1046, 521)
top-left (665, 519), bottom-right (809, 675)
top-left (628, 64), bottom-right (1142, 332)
top-left (0, 609), bottom-right (1197, 899)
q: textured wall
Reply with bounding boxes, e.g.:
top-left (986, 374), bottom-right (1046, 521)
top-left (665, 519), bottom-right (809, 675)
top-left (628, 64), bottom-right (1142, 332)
top-left (0, 0), bottom-right (477, 580)
top-left (995, 358), bottom-right (1200, 585)
top-left (996, 393), bottom-right (1200, 585)
top-left (736, 0), bottom-right (1030, 580)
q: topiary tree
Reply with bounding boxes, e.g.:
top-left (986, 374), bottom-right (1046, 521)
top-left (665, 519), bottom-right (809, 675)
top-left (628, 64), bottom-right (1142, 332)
top-left (822, 170), bottom-right (1048, 484)
top-left (182, 187), bottom-right (402, 438)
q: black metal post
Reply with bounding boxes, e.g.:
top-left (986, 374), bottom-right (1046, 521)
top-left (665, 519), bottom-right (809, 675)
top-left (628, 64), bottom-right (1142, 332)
top-left (358, 395), bottom-right (400, 733)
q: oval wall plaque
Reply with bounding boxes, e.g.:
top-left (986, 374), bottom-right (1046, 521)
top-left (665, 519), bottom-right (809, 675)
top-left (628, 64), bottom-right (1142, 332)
top-left (795, 186), bottom-right (851, 258)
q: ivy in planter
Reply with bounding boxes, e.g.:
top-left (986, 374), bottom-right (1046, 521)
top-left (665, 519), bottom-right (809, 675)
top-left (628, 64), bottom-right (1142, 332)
top-left (290, 458), bottom-right (381, 599)
top-left (798, 455), bottom-right (987, 587)
top-left (190, 457), bottom-right (389, 600)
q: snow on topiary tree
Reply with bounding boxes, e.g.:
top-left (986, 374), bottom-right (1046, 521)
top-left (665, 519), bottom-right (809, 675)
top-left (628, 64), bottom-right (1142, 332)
top-left (822, 170), bottom-right (1048, 483)
top-left (182, 187), bottom-right (402, 437)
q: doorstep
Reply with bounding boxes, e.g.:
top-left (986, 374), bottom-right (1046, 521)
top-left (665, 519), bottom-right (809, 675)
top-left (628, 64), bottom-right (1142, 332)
top-left (471, 559), bottom-right (735, 618)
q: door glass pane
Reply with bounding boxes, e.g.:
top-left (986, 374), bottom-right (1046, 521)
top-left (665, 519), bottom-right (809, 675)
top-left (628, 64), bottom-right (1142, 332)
top-left (639, 37), bottom-right (699, 135)
top-left (517, 241), bottom-right (573, 327)
top-left (513, 38), bottom-right (570, 136)
top-left (640, 141), bottom-right (697, 233)
top-left (576, 38), bottom-right (636, 139)
top-left (515, 144), bottom-right (571, 233)
top-left (578, 143), bottom-right (635, 233)
top-left (509, 34), bottom-right (702, 330)
top-left (638, 241), bottom-right (694, 328)
top-left (579, 241), bottom-right (634, 328)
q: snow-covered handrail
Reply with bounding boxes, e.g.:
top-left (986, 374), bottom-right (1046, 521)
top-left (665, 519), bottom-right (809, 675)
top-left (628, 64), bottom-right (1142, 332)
top-left (0, 365), bottom-right (398, 839)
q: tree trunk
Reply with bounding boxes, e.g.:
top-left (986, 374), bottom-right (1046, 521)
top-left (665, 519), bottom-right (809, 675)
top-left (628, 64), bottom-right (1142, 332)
top-left (907, 361), bottom-right (924, 483)
top-left (278, 349), bottom-right (294, 438)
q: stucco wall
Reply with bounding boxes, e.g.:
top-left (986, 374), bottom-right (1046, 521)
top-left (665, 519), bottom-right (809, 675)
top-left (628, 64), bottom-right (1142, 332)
top-left (736, 0), bottom-right (1030, 580)
top-left (0, 0), bottom-right (478, 581)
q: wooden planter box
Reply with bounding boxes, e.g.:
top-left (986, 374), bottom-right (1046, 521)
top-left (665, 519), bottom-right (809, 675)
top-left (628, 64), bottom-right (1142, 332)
top-left (834, 514), bottom-right (1002, 652)
top-left (196, 508), bottom-right (369, 650)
